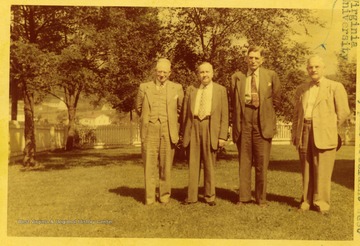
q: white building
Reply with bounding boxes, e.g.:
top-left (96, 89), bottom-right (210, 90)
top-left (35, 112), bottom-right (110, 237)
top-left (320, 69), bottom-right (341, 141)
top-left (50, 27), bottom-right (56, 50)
top-left (78, 114), bottom-right (111, 126)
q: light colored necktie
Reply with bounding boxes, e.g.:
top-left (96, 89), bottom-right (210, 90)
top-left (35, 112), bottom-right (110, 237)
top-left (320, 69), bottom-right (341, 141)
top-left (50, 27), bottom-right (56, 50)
top-left (198, 86), bottom-right (207, 120)
top-left (251, 74), bottom-right (259, 108)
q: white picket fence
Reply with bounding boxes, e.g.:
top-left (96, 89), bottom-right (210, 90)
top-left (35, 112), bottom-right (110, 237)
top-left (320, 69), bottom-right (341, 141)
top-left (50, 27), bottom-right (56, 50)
top-left (8, 121), bottom-right (297, 157)
top-left (8, 120), bottom-right (355, 158)
top-left (8, 122), bottom-right (142, 157)
top-left (8, 121), bottom-right (67, 157)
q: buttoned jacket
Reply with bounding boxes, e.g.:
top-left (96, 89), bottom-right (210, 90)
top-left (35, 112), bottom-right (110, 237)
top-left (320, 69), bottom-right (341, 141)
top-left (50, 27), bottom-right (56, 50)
top-left (136, 80), bottom-right (184, 144)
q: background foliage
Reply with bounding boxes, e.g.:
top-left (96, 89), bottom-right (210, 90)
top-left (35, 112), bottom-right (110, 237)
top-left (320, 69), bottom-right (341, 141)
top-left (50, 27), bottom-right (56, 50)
top-left (10, 6), bottom-right (356, 161)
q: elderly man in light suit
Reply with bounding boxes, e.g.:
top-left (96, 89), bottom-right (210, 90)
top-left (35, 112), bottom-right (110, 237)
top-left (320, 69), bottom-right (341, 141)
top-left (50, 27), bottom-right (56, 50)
top-left (136, 58), bottom-right (184, 205)
top-left (292, 55), bottom-right (350, 214)
top-left (181, 62), bottom-right (228, 206)
top-left (232, 46), bottom-right (281, 207)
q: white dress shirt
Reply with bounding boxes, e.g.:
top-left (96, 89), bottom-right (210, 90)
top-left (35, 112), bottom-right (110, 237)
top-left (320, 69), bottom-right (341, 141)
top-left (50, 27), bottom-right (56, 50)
top-left (304, 78), bottom-right (321, 119)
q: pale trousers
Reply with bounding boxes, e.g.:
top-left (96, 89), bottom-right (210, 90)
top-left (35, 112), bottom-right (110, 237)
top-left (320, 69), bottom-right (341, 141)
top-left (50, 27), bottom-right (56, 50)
top-left (187, 117), bottom-right (216, 203)
top-left (299, 120), bottom-right (336, 211)
top-left (143, 120), bottom-right (174, 205)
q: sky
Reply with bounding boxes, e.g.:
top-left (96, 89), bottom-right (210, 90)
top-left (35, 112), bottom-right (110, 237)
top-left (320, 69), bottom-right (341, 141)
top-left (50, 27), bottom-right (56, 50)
top-left (292, 7), bottom-right (357, 74)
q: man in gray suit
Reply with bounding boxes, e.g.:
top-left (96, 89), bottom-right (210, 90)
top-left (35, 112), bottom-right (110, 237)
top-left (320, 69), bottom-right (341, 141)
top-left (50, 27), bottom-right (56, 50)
top-left (232, 46), bottom-right (281, 207)
top-left (181, 62), bottom-right (229, 206)
top-left (292, 55), bottom-right (350, 214)
top-left (136, 58), bottom-right (184, 205)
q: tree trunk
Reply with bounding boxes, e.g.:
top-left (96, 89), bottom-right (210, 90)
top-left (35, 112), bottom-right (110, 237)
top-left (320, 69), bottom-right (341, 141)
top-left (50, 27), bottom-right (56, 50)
top-left (22, 85), bottom-right (36, 167)
top-left (11, 95), bottom-right (18, 121)
top-left (65, 105), bottom-right (76, 150)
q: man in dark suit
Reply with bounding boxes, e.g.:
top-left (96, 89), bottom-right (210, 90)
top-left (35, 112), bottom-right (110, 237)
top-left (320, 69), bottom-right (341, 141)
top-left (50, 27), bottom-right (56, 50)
top-left (232, 46), bottom-right (281, 207)
top-left (292, 55), bottom-right (350, 214)
top-left (136, 58), bottom-right (184, 205)
top-left (181, 62), bottom-right (228, 206)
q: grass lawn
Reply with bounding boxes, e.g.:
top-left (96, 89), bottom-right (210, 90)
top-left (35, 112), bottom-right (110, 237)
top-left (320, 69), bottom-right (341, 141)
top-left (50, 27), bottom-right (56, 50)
top-left (7, 144), bottom-right (355, 241)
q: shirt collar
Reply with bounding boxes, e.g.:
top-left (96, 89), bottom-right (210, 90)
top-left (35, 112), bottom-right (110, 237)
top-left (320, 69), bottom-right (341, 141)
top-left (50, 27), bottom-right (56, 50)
top-left (247, 68), bottom-right (260, 77)
top-left (155, 80), bottom-right (167, 87)
top-left (310, 77), bottom-right (324, 87)
top-left (200, 81), bottom-right (213, 89)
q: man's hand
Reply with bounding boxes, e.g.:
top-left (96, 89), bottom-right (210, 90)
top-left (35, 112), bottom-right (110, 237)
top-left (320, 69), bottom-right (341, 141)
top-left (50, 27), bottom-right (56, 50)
top-left (218, 139), bottom-right (226, 148)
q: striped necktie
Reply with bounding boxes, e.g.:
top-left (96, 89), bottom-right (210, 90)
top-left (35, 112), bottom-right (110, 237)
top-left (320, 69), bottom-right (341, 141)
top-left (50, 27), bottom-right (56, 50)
top-left (251, 73), bottom-right (259, 108)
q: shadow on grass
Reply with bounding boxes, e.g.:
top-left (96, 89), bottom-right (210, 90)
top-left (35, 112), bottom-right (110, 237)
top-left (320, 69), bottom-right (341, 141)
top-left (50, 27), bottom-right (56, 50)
top-left (10, 149), bottom-right (143, 169)
top-left (269, 160), bottom-right (354, 190)
top-left (109, 185), bottom-right (299, 208)
top-left (10, 147), bottom-right (354, 190)
top-left (108, 186), bottom-right (188, 204)
top-left (215, 187), bottom-right (299, 208)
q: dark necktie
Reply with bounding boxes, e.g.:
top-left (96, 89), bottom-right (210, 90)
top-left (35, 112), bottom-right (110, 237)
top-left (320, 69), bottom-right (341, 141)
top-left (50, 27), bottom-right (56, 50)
top-left (251, 74), bottom-right (259, 108)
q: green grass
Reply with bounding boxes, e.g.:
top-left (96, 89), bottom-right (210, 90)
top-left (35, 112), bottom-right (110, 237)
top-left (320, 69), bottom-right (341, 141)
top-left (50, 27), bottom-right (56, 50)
top-left (7, 144), bottom-right (354, 240)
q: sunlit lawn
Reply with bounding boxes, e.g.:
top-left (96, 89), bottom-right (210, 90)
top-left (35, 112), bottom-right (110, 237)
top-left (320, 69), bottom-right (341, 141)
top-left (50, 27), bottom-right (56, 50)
top-left (7, 144), bottom-right (354, 240)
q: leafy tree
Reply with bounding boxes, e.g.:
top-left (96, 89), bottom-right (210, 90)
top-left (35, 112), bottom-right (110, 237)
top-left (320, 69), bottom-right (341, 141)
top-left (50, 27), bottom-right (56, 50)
top-left (336, 55), bottom-right (356, 113)
top-left (161, 8), bottom-right (323, 121)
top-left (40, 6), bottom-right (108, 150)
top-left (10, 6), bottom-right (65, 167)
top-left (96, 7), bottom-right (164, 120)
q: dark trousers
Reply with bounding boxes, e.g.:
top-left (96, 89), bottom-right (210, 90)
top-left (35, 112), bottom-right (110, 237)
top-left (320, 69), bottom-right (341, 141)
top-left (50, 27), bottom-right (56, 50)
top-left (298, 120), bottom-right (336, 211)
top-left (187, 117), bottom-right (216, 203)
top-left (236, 106), bottom-right (271, 204)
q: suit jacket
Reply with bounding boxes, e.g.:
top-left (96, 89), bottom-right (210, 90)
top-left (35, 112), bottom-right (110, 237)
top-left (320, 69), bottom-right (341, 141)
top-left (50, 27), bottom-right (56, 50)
top-left (181, 82), bottom-right (229, 150)
top-left (231, 67), bottom-right (281, 143)
top-left (292, 77), bottom-right (350, 149)
top-left (136, 80), bottom-right (184, 144)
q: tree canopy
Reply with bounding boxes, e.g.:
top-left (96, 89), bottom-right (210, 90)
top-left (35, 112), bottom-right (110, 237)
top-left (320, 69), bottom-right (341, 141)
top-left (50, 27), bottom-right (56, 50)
top-left (10, 6), bottom-right (353, 158)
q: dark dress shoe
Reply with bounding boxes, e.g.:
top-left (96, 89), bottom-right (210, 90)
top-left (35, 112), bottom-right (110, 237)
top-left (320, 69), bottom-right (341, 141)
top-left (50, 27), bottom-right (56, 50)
top-left (181, 201), bottom-right (197, 205)
top-left (236, 200), bottom-right (252, 206)
top-left (207, 201), bottom-right (216, 206)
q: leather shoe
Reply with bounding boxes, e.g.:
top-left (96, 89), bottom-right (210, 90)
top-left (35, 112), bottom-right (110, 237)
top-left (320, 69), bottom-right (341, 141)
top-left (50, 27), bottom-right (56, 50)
top-left (236, 201), bottom-right (251, 206)
top-left (207, 201), bottom-right (216, 206)
top-left (181, 201), bottom-right (197, 205)
top-left (313, 205), bottom-right (329, 215)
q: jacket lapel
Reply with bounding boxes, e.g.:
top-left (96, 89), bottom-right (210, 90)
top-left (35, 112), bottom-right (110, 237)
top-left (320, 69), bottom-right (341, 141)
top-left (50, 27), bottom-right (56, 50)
top-left (313, 78), bottom-right (329, 108)
top-left (190, 86), bottom-right (198, 115)
top-left (211, 83), bottom-right (218, 114)
top-left (236, 73), bottom-right (246, 112)
top-left (166, 82), bottom-right (173, 104)
top-left (302, 84), bottom-right (310, 112)
top-left (259, 68), bottom-right (267, 104)
top-left (145, 81), bottom-right (156, 106)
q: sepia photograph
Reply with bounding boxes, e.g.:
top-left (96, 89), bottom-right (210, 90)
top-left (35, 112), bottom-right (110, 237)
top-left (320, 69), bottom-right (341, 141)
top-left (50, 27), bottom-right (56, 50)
top-left (1, 0), bottom-right (358, 245)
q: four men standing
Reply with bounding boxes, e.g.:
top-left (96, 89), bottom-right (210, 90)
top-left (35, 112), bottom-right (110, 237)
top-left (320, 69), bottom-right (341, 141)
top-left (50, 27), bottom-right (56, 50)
top-left (136, 51), bottom-right (350, 213)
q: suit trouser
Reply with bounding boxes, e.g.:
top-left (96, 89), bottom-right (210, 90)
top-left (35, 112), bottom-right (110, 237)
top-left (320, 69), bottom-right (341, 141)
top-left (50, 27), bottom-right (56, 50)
top-left (236, 106), bottom-right (271, 204)
top-left (187, 117), bottom-right (216, 203)
top-left (299, 120), bottom-right (336, 211)
top-left (143, 120), bottom-right (174, 205)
